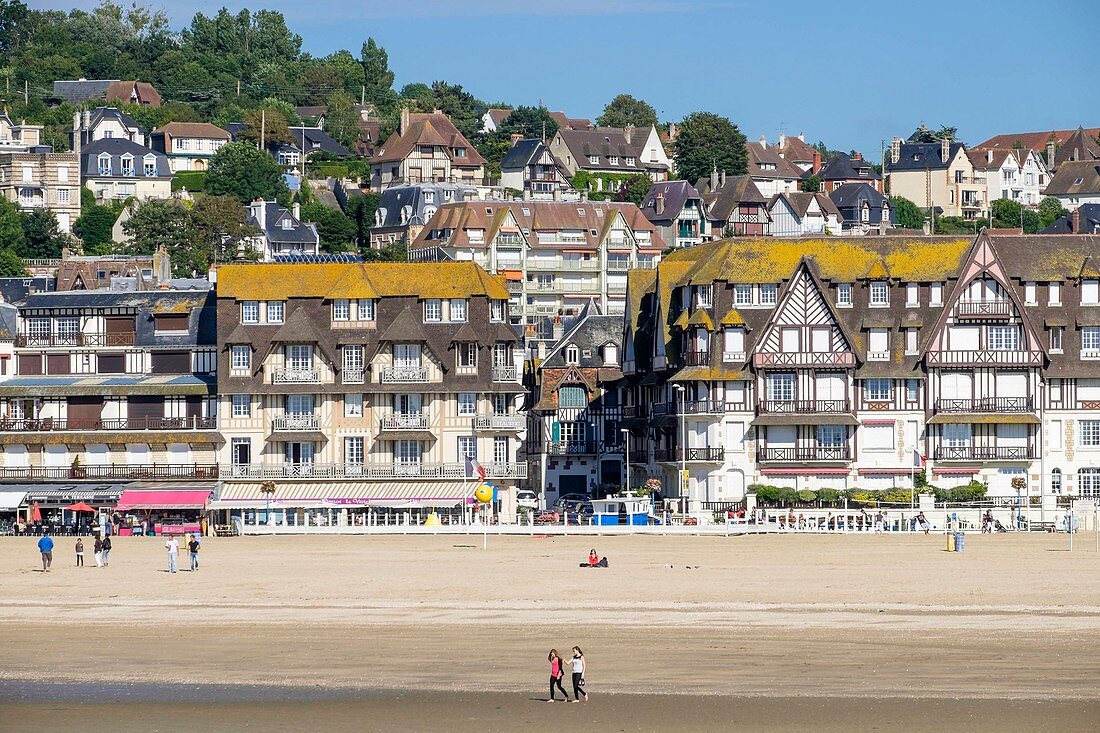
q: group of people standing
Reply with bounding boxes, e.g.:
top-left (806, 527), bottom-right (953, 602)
top-left (164, 533), bottom-right (201, 573)
top-left (547, 647), bottom-right (588, 703)
top-left (74, 535), bottom-right (112, 567)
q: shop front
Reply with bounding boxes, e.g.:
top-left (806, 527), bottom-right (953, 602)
top-left (15, 484), bottom-right (124, 535)
top-left (114, 484), bottom-right (215, 536)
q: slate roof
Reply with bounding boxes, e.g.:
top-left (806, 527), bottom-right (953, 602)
top-left (887, 142), bottom-right (965, 171)
top-left (1044, 160), bottom-right (1100, 197)
top-left (746, 142), bottom-right (804, 180)
top-left (52, 79), bottom-right (116, 105)
top-left (287, 126), bottom-right (352, 157)
top-left (817, 153), bottom-right (880, 182)
top-left (500, 139), bottom-right (548, 170)
top-left (541, 300), bottom-right (623, 369)
top-left (700, 175), bottom-right (768, 221)
top-left (373, 183), bottom-right (477, 230)
top-left (250, 203), bottom-right (319, 246)
top-left (0, 302), bottom-right (16, 340)
top-left (0, 275), bottom-right (55, 305)
top-left (640, 180), bottom-right (701, 224)
top-left (1041, 204), bottom-right (1100, 234)
top-left (829, 183), bottom-right (895, 225)
top-left (771, 191), bottom-right (841, 219)
top-left (556, 127), bottom-right (652, 172)
top-left (80, 138), bottom-right (172, 179)
top-left (372, 113), bottom-right (485, 166)
top-left (75, 107), bottom-right (145, 145)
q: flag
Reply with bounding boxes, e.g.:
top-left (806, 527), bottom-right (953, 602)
top-left (465, 454), bottom-right (486, 481)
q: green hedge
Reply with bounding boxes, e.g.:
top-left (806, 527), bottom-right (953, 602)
top-left (748, 481), bottom-right (987, 507)
top-left (172, 171), bottom-right (207, 192)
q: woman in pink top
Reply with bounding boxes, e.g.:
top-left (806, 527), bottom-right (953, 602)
top-left (547, 649), bottom-right (569, 702)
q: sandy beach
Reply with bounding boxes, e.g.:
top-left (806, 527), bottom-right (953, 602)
top-left (3, 531), bottom-right (1100, 731)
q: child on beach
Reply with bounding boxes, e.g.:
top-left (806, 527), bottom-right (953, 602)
top-left (75, 537), bottom-right (84, 567)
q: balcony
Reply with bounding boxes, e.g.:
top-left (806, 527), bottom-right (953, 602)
top-left (473, 414), bottom-right (525, 431)
top-left (0, 417), bottom-right (216, 431)
top-left (621, 405), bottom-right (647, 420)
top-left (607, 283), bottom-right (627, 296)
top-left (607, 260), bottom-right (632, 272)
top-left (546, 440), bottom-right (598, 455)
top-left (934, 446), bottom-right (1035, 461)
top-left (655, 447), bottom-right (726, 462)
top-left (955, 299), bottom-right (1012, 318)
top-left (758, 400), bottom-right (850, 414)
top-left (925, 350), bottom-right (1042, 366)
top-left (0, 464), bottom-right (219, 481)
top-left (379, 412), bottom-right (428, 431)
top-left (754, 352), bottom-right (856, 368)
top-left (722, 351), bottom-right (747, 363)
top-left (271, 414), bottom-right (320, 431)
top-left (342, 368), bottom-right (365, 384)
top-left (527, 258), bottom-right (599, 271)
top-left (380, 366), bottom-right (429, 383)
top-left (682, 350), bottom-right (710, 367)
top-left (223, 462), bottom-right (528, 480)
top-left (757, 446), bottom-right (851, 462)
top-left (16, 332), bottom-right (136, 347)
top-left (867, 351), bottom-right (890, 361)
top-left (492, 365), bottom-right (518, 382)
top-left (934, 397), bottom-right (1033, 413)
top-left (271, 368), bottom-right (321, 384)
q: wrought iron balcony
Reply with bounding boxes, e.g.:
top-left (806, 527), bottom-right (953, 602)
top-left (758, 400), bottom-right (850, 414)
top-left (682, 350), bottom-right (710, 366)
top-left (223, 462), bottom-right (527, 480)
top-left (16, 332), bottom-right (136, 347)
top-left (0, 417), bottom-right (216, 431)
top-left (271, 414), bottom-right (320, 431)
top-left (546, 440), bottom-right (598, 455)
top-left (492, 365), bottom-right (518, 382)
top-left (379, 413), bottom-right (428, 430)
top-left (757, 446), bottom-right (851, 462)
top-left (473, 414), bottom-right (525, 431)
top-left (934, 397), bottom-right (1033, 413)
top-left (655, 447), bottom-right (726, 462)
top-left (380, 366), bottom-right (429, 383)
top-left (0, 464), bottom-right (219, 480)
top-left (955, 299), bottom-right (1012, 318)
top-left (271, 368), bottom-right (321, 384)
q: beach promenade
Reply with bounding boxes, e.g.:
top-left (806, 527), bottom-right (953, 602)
top-left (2, 533), bottom-right (1099, 731)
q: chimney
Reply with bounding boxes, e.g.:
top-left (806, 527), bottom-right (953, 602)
top-left (798, 131), bottom-right (805, 142)
top-left (399, 107), bottom-right (410, 136)
top-left (812, 151), bottom-right (821, 175)
top-left (1074, 207), bottom-right (1081, 233)
top-left (941, 138), bottom-right (950, 164)
top-left (710, 163), bottom-right (718, 193)
top-left (251, 199), bottom-right (266, 230)
top-left (986, 149), bottom-right (994, 164)
top-left (292, 202), bottom-right (301, 221)
top-left (720, 169), bottom-right (726, 186)
top-left (891, 137), bottom-right (901, 165)
top-left (655, 191), bottom-right (665, 216)
top-left (624, 124), bottom-right (635, 145)
top-left (667, 122), bottom-right (678, 141)
top-left (510, 132), bottom-right (523, 143)
top-left (72, 111), bottom-right (82, 158)
top-left (1047, 140), bottom-right (1057, 165)
top-left (853, 151), bottom-right (862, 161)
top-left (779, 132), bottom-right (786, 150)
top-left (759, 134), bottom-right (766, 145)
top-left (153, 245), bottom-right (171, 284)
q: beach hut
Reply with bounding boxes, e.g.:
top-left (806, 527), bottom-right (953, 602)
top-left (590, 495), bottom-right (652, 526)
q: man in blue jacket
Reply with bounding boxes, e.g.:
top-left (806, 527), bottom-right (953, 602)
top-left (38, 533), bottom-right (54, 572)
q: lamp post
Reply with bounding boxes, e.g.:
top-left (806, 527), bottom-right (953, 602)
top-left (673, 384), bottom-right (686, 510)
top-left (620, 427), bottom-right (630, 495)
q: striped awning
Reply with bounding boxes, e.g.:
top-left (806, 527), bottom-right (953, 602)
top-left (215, 480), bottom-right (476, 504)
top-left (0, 491), bottom-right (27, 510)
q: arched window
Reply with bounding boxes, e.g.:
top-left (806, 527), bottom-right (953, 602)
top-left (860, 202), bottom-right (870, 222)
top-left (565, 344), bottom-right (579, 365)
top-left (1051, 468), bottom-right (1063, 494)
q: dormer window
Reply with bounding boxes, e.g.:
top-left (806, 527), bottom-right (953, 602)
top-left (602, 344), bottom-right (619, 365)
top-left (837, 283), bottom-right (853, 307)
top-left (626, 157), bottom-right (636, 166)
top-left (454, 147), bottom-right (467, 158)
top-left (588, 155), bottom-right (599, 165)
top-left (97, 153), bottom-right (112, 176)
top-left (695, 284), bottom-right (712, 308)
top-left (609, 156), bottom-right (619, 166)
top-left (424, 191), bottom-right (435, 203)
top-left (870, 281), bottom-right (889, 306)
top-left (143, 155), bottom-right (157, 177)
top-left (861, 203), bottom-right (870, 222)
top-left (760, 284), bottom-right (777, 305)
top-left (281, 218), bottom-right (292, 230)
top-left (120, 154), bottom-right (134, 177)
top-left (565, 344), bottom-right (579, 365)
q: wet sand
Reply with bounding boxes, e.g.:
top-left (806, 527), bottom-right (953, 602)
top-left (2, 532), bottom-right (1099, 730)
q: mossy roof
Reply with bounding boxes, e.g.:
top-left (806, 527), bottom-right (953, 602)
top-left (687, 308), bottom-right (715, 330)
top-left (719, 308), bottom-right (746, 326)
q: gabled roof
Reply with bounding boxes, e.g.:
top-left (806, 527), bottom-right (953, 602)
top-left (155, 122), bottom-right (231, 141)
top-left (373, 183), bottom-right (478, 230)
top-left (1044, 160), bottom-right (1100, 196)
top-left (287, 126), bottom-right (352, 157)
top-left (1040, 204), bottom-right (1100, 234)
top-left (548, 111), bottom-right (593, 130)
top-left (829, 182), bottom-right (889, 210)
top-left (975, 127), bottom-right (1100, 153)
top-left (377, 305), bottom-right (428, 342)
top-left (52, 79), bottom-right (116, 105)
top-left (888, 141), bottom-right (965, 171)
top-left (105, 81), bottom-right (161, 107)
top-left (372, 113), bottom-right (485, 166)
top-left (500, 139), bottom-right (550, 170)
top-left (773, 134), bottom-right (818, 164)
top-left (556, 127), bottom-right (656, 172)
top-left (640, 180), bottom-right (701, 223)
top-left (486, 108), bottom-right (511, 126)
top-left (769, 192), bottom-right (841, 219)
top-left (746, 141), bottom-right (804, 180)
top-left (1053, 127), bottom-right (1100, 169)
top-left (249, 203), bottom-right (318, 245)
top-left (700, 175), bottom-right (768, 221)
top-left (541, 301), bottom-right (623, 370)
top-left (966, 147), bottom-right (1019, 171)
top-left (817, 153), bottom-right (880, 182)
top-left (80, 138), bottom-right (171, 179)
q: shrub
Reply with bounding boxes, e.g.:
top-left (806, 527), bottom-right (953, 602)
top-left (880, 488), bottom-right (915, 504)
top-left (797, 489), bottom-right (817, 504)
top-left (816, 488), bottom-right (840, 505)
top-left (173, 171), bottom-right (207, 192)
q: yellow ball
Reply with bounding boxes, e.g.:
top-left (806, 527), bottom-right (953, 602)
top-left (474, 484), bottom-right (493, 503)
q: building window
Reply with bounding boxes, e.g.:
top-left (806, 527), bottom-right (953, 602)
top-left (766, 373), bottom-right (795, 401)
top-left (1050, 282), bottom-right (1061, 305)
top-left (602, 344), bottom-right (618, 365)
top-left (816, 425), bottom-right (845, 447)
top-left (490, 300), bottom-right (505, 322)
top-left (1050, 327), bottom-right (1063, 353)
top-left (870, 281), bottom-right (888, 306)
top-left (906, 379), bottom-right (919, 402)
top-left (1025, 282), bottom-right (1037, 305)
top-left (97, 154), bottom-right (111, 176)
top-left (760, 284), bottom-right (777, 305)
top-left (565, 344), bottom-right (579, 364)
top-left (1083, 280), bottom-right (1099, 305)
top-left (626, 157), bottom-right (636, 166)
top-left (1052, 468), bottom-right (1063, 494)
top-left (457, 342), bottom-right (477, 369)
top-left (1084, 327), bottom-right (1100, 354)
top-left (267, 301), bottom-right (284, 324)
top-left (345, 436), bottom-right (365, 467)
top-left (231, 345), bottom-right (251, 370)
top-left (558, 386), bottom-right (587, 408)
top-left (494, 435), bottom-right (509, 464)
top-left (862, 423), bottom-right (895, 450)
top-left (424, 299), bottom-right (442, 322)
top-left (458, 392), bottom-right (477, 416)
top-left (864, 379), bottom-right (893, 401)
top-left (734, 284), bottom-right (752, 305)
top-left (905, 328), bottom-right (918, 354)
top-left (57, 188), bottom-right (71, 204)
top-left (1080, 468), bottom-right (1100, 497)
top-left (241, 301), bottom-right (259, 323)
top-left (450, 299), bottom-right (467, 322)
top-left (906, 282), bottom-right (919, 306)
top-left (231, 394), bottom-right (251, 417)
top-left (943, 423), bottom-right (971, 447)
top-left (144, 157), bottom-right (157, 177)
top-left (358, 299), bottom-right (375, 321)
top-left (344, 393), bottom-right (363, 417)
top-left (695, 285), bottom-right (712, 308)
top-left (988, 326), bottom-right (1020, 351)
top-left (588, 155), bottom-right (599, 165)
top-left (609, 156), bottom-right (619, 166)
top-left (120, 155), bottom-right (134, 177)
top-left (458, 435), bottom-right (476, 460)
top-left (332, 299), bottom-right (350, 320)
top-left (837, 284), bottom-right (852, 307)
top-left (1079, 420), bottom-right (1100, 447)
top-left (930, 282), bottom-right (943, 305)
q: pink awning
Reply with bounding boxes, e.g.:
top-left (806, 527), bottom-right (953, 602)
top-left (932, 467), bottom-right (980, 475)
top-left (760, 468), bottom-right (850, 476)
top-left (116, 490), bottom-right (211, 511)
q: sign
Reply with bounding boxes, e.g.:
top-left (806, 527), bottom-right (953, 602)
top-left (157, 523), bottom-right (201, 535)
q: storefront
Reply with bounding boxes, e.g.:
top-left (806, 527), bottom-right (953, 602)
top-left (16, 484), bottom-right (124, 534)
top-left (114, 484), bottom-right (215, 536)
top-left (0, 491), bottom-right (26, 533)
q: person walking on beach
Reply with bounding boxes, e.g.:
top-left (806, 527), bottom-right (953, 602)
top-left (101, 534), bottom-right (112, 567)
top-left (569, 646), bottom-right (588, 702)
top-left (165, 534), bottom-right (179, 573)
top-left (187, 533), bottom-right (200, 571)
top-left (547, 649), bottom-right (569, 702)
top-left (75, 537), bottom-right (84, 567)
top-left (38, 532), bottom-right (54, 572)
top-left (93, 535), bottom-right (104, 568)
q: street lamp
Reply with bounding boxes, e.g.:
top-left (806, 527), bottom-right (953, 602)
top-left (620, 427), bottom-right (630, 495)
top-left (673, 384), bottom-right (686, 507)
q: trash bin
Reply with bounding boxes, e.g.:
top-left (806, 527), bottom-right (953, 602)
top-left (954, 532), bottom-right (965, 553)
top-left (947, 531), bottom-right (955, 552)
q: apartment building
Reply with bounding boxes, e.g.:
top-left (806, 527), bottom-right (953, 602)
top-left (213, 262), bottom-right (526, 523)
top-left (0, 289), bottom-right (220, 508)
top-left (408, 201), bottom-right (665, 340)
top-left (620, 232), bottom-right (1100, 511)
top-left (0, 112), bottom-right (80, 232)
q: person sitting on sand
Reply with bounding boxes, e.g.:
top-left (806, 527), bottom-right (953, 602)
top-left (588, 549), bottom-right (599, 567)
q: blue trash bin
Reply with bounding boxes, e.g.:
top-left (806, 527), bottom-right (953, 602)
top-left (954, 532), bottom-right (965, 552)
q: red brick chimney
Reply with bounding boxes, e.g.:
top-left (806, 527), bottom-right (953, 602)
top-left (812, 151), bottom-right (821, 174)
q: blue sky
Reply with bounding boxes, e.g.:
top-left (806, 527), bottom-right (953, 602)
top-left (34, 0), bottom-right (1099, 160)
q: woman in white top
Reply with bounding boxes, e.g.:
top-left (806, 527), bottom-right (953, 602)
top-left (569, 646), bottom-right (588, 702)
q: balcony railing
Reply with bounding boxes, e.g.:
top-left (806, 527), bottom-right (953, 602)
top-left (16, 332), bottom-right (136, 347)
top-left (956, 299), bottom-right (1012, 318)
top-left (621, 405), bottom-right (647, 419)
top-left (0, 417), bottom-right (216, 431)
top-left (271, 368), bottom-right (321, 384)
top-left (682, 351), bottom-right (710, 366)
top-left (758, 400), bottom-right (850, 414)
top-left (546, 441), bottom-right (598, 455)
top-left (722, 351), bottom-right (747, 363)
top-left (757, 447), bottom-right (851, 462)
top-left (925, 351), bottom-right (1042, 366)
top-left (492, 365), bottom-right (518, 382)
top-left (655, 447), bottom-right (726, 462)
top-left (934, 446), bottom-right (1035, 461)
top-left (754, 352), bottom-right (856, 368)
top-left (380, 366), bottom-right (429, 383)
top-left (934, 397), bottom-right (1034, 413)
top-left (342, 368), bottom-right (365, 384)
top-left (224, 462), bottom-right (527, 480)
top-left (473, 414), bottom-right (525, 431)
top-left (379, 413), bottom-right (428, 430)
top-left (271, 414), bottom-right (320, 431)
top-left (0, 464), bottom-right (219, 481)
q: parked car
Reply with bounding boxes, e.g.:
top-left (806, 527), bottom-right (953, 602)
top-left (516, 490), bottom-right (539, 510)
top-left (552, 493), bottom-right (589, 512)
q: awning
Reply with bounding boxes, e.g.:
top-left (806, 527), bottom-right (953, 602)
top-left (0, 491), bottom-right (27, 510)
top-left (0, 375), bottom-right (216, 397)
top-left (216, 480), bottom-right (477, 504)
top-left (759, 468), bottom-right (850, 476)
top-left (265, 431), bottom-right (329, 443)
top-left (857, 468), bottom-right (916, 476)
top-left (116, 489), bottom-right (212, 511)
top-left (927, 413), bottom-right (1040, 425)
top-left (751, 414), bottom-right (859, 426)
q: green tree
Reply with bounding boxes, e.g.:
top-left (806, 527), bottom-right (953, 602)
top-left (800, 175), bottom-right (821, 193)
top-left (1038, 196), bottom-right (1068, 228)
top-left (362, 241), bottom-right (407, 262)
top-left (325, 90), bottom-right (360, 151)
top-left (259, 97), bottom-right (301, 125)
top-left (892, 196), bottom-right (926, 230)
top-left (426, 81), bottom-right (485, 139)
top-left (186, 194), bottom-right (259, 273)
top-left (672, 111), bottom-right (748, 184)
top-left (616, 174), bottom-right (653, 207)
top-left (72, 204), bottom-right (118, 253)
top-left (301, 201), bottom-right (355, 252)
top-left (361, 37), bottom-right (397, 113)
top-left (596, 94), bottom-right (658, 130)
top-left (239, 107), bottom-right (293, 147)
top-left (205, 141), bottom-right (288, 204)
top-left (345, 191), bottom-right (379, 251)
top-left (910, 125), bottom-right (960, 144)
top-left (0, 196), bottom-right (25, 253)
top-left (991, 198), bottom-right (1023, 229)
top-left (497, 106), bottom-right (558, 141)
top-left (0, 248), bottom-right (26, 277)
top-left (121, 199), bottom-right (190, 257)
top-left (18, 209), bottom-right (67, 259)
